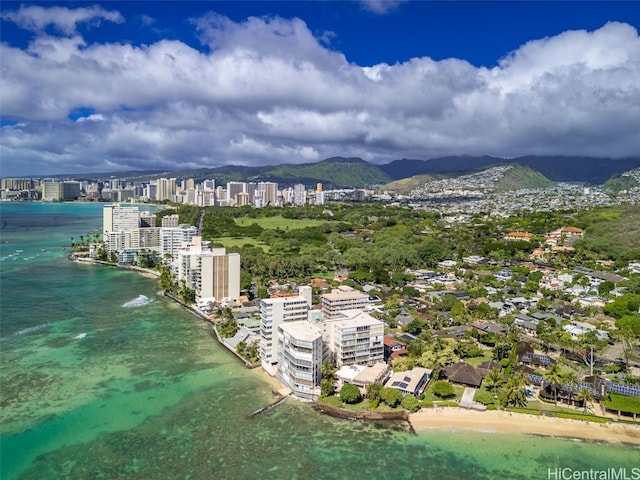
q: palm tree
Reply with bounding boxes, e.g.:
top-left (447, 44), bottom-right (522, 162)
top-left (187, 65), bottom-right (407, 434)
top-left (563, 371), bottom-right (579, 405)
top-left (500, 372), bottom-right (528, 408)
top-left (544, 363), bottom-right (563, 405)
top-left (576, 387), bottom-right (594, 413)
top-left (483, 368), bottom-right (505, 394)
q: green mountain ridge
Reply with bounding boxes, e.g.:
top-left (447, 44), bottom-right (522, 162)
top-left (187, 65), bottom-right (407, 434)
top-left (55, 156), bottom-right (640, 189)
top-left (266, 157), bottom-right (391, 188)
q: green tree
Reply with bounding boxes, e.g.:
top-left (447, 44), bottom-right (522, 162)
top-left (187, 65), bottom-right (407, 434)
top-left (401, 394), bottom-right (420, 412)
top-left (576, 387), bottom-right (594, 413)
top-left (365, 382), bottom-right (384, 408)
top-left (605, 294), bottom-right (640, 319)
top-left (321, 362), bottom-right (337, 397)
top-left (340, 383), bottom-right (362, 404)
top-left (598, 281), bottom-right (615, 296)
top-left (432, 380), bottom-right (455, 398)
top-left (483, 368), bottom-right (505, 393)
top-left (499, 373), bottom-right (529, 408)
top-left (543, 363), bottom-right (563, 405)
top-left (450, 301), bottom-right (467, 323)
top-left (380, 387), bottom-right (403, 407)
top-left (616, 315), bottom-right (640, 368)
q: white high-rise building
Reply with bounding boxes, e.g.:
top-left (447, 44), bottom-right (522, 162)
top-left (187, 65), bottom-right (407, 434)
top-left (42, 181), bottom-right (64, 202)
top-left (293, 184), bottom-right (306, 206)
top-left (327, 310), bottom-right (384, 367)
top-left (277, 321), bottom-right (323, 400)
top-left (259, 289), bottom-right (311, 375)
top-left (257, 182), bottom-right (278, 206)
top-left (130, 227), bottom-right (161, 250)
top-left (321, 286), bottom-right (371, 320)
top-left (176, 237), bottom-right (240, 302)
top-left (156, 178), bottom-right (177, 201)
top-left (161, 225), bottom-right (199, 258)
top-left (103, 204), bottom-right (140, 237)
top-left (161, 214), bottom-right (180, 228)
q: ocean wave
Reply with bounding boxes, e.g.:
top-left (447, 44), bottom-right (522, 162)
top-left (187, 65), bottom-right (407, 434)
top-left (1, 323), bottom-right (51, 341)
top-left (122, 294), bottom-right (151, 308)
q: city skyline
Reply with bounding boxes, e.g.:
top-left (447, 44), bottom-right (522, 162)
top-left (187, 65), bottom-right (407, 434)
top-left (1, 1), bottom-right (640, 177)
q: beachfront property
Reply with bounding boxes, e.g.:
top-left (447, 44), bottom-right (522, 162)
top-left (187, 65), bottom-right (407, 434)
top-left (335, 362), bottom-right (392, 392)
top-left (321, 286), bottom-right (372, 320)
top-left (259, 287), bottom-right (312, 375)
top-left (103, 204), bottom-right (140, 236)
top-left (385, 367), bottom-right (432, 397)
top-left (161, 224), bottom-right (199, 258)
top-left (276, 320), bottom-right (324, 400)
top-left (176, 236), bottom-right (240, 303)
top-left (41, 179), bottom-right (81, 202)
top-left (326, 309), bottom-right (384, 367)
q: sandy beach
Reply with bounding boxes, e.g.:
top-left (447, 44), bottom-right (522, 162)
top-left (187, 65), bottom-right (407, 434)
top-left (409, 407), bottom-right (640, 444)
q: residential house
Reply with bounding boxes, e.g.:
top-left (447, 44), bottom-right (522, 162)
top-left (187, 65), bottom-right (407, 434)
top-left (504, 232), bottom-right (534, 242)
top-left (383, 337), bottom-right (407, 362)
top-left (442, 362), bottom-right (485, 388)
top-left (385, 367), bottom-right (432, 396)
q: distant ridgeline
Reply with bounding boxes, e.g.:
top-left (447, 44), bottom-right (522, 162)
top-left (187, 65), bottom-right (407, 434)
top-left (21, 155), bottom-right (640, 190)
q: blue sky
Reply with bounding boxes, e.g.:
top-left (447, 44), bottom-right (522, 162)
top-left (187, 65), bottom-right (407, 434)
top-left (1, 1), bottom-right (640, 176)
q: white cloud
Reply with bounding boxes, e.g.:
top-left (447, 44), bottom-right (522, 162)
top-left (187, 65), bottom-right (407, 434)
top-left (1, 9), bottom-right (639, 176)
top-left (1, 5), bottom-right (123, 36)
top-left (359, 0), bottom-right (408, 15)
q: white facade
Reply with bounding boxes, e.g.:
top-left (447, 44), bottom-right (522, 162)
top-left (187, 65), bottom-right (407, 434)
top-left (276, 321), bottom-right (323, 400)
top-left (161, 225), bottom-right (199, 258)
top-left (327, 310), bottom-right (384, 367)
top-left (257, 182), bottom-right (278, 206)
top-left (156, 178), bottom-right (176, 201)
top-left (259, 295), bottom-right (310, 375)
top-left (321, 286), bottom-right (371, 320)
top-left (176, 237), bottom-right (240, 302)
top-left (42, 181), bottom-right (64, 201)
top-left (103, 204), bottom-right (140, 237)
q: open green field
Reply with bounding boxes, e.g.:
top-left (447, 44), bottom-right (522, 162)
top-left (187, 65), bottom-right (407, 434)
top-left (215, 237), bottom-right (270, 251)
top-left (234, 216), bottom-right (329, 230)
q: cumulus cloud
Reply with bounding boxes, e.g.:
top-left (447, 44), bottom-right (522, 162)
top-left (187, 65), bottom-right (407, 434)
top-left (1, 4), bottom-right (123, 36)
top-left (0, 7), bottom-right (639, 176)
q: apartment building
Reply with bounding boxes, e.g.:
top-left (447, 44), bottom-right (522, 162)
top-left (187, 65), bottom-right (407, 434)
top-left (327, 310), bottom-right (384, 367)
top-left (103, 204), bottom-right (140, 237)
top-left (259, 287), bottom-right (312, 375)
top-left (176, 237), bottom-right (240, 302)
top-left (276, 320), bottom-right (323, 400)
top-left (321, 286), bottom-right (371, 320)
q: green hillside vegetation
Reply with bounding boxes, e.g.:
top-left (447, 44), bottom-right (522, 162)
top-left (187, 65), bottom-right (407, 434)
top-left (575, 205), bottom-right (640, 262)
top-left (265, 157), bottom-right (391, 187)
top-left (603, 174), bottom-right (640, 193)
top-left (381, 174), bottom-right (440, 194)
top-left (494, 165), bottom-right (554, 192)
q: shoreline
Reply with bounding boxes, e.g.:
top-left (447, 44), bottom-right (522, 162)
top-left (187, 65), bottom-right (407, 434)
top-left (69, 255), bottom-right (640, 445)
top-left (409, 407), bottom-right (640, 445)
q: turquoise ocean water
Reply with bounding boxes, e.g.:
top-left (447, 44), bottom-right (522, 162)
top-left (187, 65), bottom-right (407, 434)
top-left (0, 202), bottom-right (637, 480)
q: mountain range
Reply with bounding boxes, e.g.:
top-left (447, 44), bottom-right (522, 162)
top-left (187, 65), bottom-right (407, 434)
top-left (68, 155), bottom-right (640, 191)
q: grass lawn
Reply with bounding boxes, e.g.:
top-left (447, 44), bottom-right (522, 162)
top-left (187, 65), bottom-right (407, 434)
top-left (215, 237), bottom-right (270, 251)
top-left (421, 382), bottom-right (465, 403)
top-left (235, 216), bottom-right (329, 230)
top-left (465, 353), bottom-right (494, 367)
